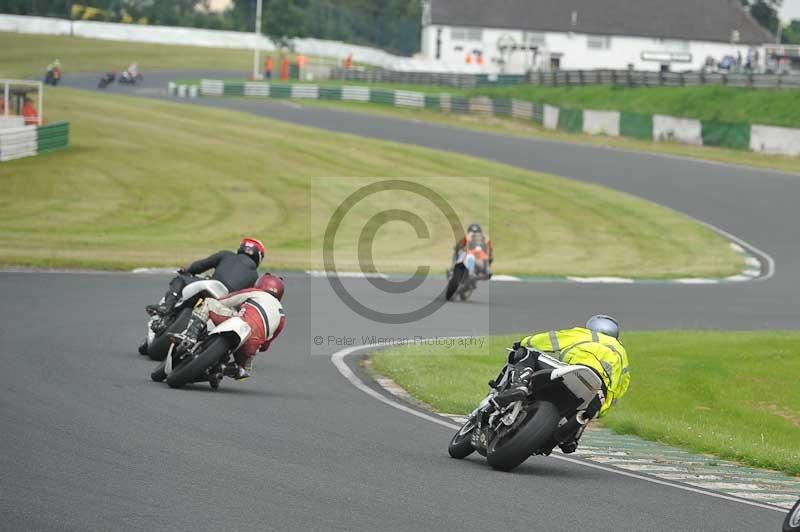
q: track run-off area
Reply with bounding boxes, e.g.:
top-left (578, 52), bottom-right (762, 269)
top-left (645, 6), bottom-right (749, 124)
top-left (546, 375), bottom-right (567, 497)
top-left (0, 71), bottom-right (797, 531)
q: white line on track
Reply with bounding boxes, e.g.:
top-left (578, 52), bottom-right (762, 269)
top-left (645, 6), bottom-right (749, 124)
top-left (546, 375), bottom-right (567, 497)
top-left (330, 341), bottom-right (786, 514)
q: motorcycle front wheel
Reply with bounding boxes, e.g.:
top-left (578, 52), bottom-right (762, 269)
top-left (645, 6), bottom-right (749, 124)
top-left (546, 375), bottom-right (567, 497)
top-left (448, 419), bottom-right (476, 459)
top-left (166, 336), bottom-right (229, 389)
top-left (445, 266), bottom-right (465, 301)
top-left (784, 499), bottom-right (800, 532)
top-left (486, 400), bottom-right (560, 472)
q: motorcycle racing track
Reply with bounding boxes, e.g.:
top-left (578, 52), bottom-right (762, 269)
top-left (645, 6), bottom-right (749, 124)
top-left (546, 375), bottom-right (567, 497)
top-left (0, 71), bottom-right (795, 531)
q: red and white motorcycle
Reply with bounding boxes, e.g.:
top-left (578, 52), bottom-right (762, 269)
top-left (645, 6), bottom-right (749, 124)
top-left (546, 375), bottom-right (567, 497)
top-left (150, 314), bottom-right (254, 390)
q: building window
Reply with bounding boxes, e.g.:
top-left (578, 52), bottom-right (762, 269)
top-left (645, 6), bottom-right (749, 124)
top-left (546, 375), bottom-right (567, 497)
top-left (451, 27), bottom-right (482, 41)
top-left (587, 35), bottom-right (611, 50)
top-left (660, 39), bottom-right (690, 51)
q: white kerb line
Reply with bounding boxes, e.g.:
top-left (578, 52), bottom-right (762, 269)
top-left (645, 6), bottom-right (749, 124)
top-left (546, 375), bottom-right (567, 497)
top-left (330, 341), bottom-right (785, 514)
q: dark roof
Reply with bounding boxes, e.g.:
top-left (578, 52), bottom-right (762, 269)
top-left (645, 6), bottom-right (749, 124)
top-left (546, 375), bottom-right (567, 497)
top-left (429, 0), bottom-right (774, 44)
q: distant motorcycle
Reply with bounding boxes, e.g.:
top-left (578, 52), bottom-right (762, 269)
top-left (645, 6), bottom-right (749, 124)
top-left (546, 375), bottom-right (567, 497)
top-left (150, 313), bottom-right (254, 390)
top-left (97, 72), bottom-right (116, 89)
top-left (44, 67), bottom-right (61, 86)
top-left (118, 70), bottom-right (143, 84)
top-left (448, 348), bottom-right (605, 472)
top-left (445, 246), bottom-right (491, 301)
top-left (144, 277), bottom-right (229, 362)
top-left (785, 499), bottom-right (800, 532)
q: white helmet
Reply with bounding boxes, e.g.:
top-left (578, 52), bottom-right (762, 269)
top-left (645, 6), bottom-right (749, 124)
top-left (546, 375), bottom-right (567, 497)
top-left (586, 315), bottom-right (620, 339)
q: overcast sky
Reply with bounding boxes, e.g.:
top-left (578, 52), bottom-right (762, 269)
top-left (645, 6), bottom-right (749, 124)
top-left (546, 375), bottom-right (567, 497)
top-left (780, 0), bottom-right (800, 20)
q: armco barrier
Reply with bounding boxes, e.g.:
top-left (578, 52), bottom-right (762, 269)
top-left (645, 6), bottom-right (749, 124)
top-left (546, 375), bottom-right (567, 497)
top-left (188, 79), bottom-right (800, 157)
top-left (620, 112), bottom-right (654, 140)
top-left (701, 121), bottom-right (751, 151)
top-left (653, 115), bottom-right (703, 145)
top-left (0, 121), bottom-right (69, 162)
top-left (583, 110), bottom-right (620, 137)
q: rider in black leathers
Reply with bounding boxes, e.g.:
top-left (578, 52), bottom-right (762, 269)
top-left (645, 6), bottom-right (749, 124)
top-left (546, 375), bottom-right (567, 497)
top-left (138, 238), bottom-right (265, 354)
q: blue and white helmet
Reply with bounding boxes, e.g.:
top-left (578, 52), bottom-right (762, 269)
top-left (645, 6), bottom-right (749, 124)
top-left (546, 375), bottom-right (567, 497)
top-left (586, 315), bottom-right (620, 339)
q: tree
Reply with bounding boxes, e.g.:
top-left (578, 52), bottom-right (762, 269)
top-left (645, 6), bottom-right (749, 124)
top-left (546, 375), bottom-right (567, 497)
top-left (741, 0), bottom-right (782, 35)
top-left (782, 19), bottom-right (800, 44)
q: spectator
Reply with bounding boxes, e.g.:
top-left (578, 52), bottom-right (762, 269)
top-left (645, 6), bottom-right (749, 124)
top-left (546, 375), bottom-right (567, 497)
top-left (343, 54), bottom-right (353, 69)
top-left (279, 55), bottom-right (289, 81)
top-left (22, 97), bottom-right (38, 125)
top-left (264, 56), bottom-right (273, 79)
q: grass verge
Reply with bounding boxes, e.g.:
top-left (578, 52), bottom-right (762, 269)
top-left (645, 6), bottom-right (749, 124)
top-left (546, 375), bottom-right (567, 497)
top-left (372, 331), bottom-right (800, 475)
top-left (2, 32), bottom-right (267, 78)
top-left (0, 88), bottom-right (741, 277)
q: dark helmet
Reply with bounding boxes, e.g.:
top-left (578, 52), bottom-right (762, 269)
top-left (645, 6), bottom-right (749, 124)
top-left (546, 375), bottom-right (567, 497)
top-left (255, 273), bottom-right (284, 301)
top-left (467, 223), bottom-right (482, 234)
top-left (586, 315), bottom-right (620, 339)
top-left (238, 237), bottom-right (265, 266)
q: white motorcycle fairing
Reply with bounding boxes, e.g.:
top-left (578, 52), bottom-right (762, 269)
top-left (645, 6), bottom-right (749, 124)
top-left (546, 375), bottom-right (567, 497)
top-left (207, 316), bottom-right (251, 353)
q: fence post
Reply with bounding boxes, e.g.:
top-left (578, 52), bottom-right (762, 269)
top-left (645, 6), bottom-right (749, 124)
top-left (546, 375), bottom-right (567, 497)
top-left (578, 70), bottom-right (584, 85)
top-left (679, 72), bottom-right (685, 87)
top-left (722, 73), bottom-right (727, 86)
top-left (748, 72), bottom-right (754, 89)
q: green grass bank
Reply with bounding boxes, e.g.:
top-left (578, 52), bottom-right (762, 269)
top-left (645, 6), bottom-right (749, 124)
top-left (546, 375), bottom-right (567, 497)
top-left (1, 32), bottom-right (258, 78)
top-left (372, 331), bottom-right (800, 475)
top-left (0, 88), bottom-right (741, 277)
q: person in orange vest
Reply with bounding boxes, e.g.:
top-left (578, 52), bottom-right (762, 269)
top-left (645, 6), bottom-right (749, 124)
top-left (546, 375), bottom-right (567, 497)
top-left (22, 97), bottom-right (39, 125)
top-left (279, 55), bottom-right (289, 81)
top-left (465, 54), bottom-right (472, 64)
top-left (264, 56), bottom-right (273, 79)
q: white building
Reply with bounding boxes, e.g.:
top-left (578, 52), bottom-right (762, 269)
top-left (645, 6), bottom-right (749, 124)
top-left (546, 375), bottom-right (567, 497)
top-left (420, 0), bottom-right (775, 73)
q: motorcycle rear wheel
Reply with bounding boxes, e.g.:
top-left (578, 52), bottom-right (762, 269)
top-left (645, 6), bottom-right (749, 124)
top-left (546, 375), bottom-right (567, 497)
top-left (486, 401), bottom-right (560, 472)
top-left (147, 307), bottom-right (192, 361)
top-left (448, 419), bottom-right (476, 459)
top-left (784, 499), bottom-right (800, 532)
top-left (166, 336), bottom-right (230, 389)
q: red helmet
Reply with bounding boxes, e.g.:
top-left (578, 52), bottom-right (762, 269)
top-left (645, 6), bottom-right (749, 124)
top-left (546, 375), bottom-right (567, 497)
top-left (255, 273), bottom-right (284, 301)
top-left (238, 237), bottom-right (266, 266)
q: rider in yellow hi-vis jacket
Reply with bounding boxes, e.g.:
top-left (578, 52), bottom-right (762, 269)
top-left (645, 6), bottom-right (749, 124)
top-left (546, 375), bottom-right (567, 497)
top-left (519, 318), bottom-right (630, 417)
top-left (496, 315), bottom-right (630, 454)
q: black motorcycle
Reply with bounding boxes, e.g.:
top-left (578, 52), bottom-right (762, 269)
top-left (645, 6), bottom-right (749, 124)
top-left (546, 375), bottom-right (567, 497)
top-left (448, 348), bottom-right (605, 472)
top-left (97, 72), bottom-right (115, 89)
top-left (785, 499), bottom-right (800, 532)
top-left (150, 314), bottom-right (252, 390)
top-left (144, 277), bottom-right (229, 362)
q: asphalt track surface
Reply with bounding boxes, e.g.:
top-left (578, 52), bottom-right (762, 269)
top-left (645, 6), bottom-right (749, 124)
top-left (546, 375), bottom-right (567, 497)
top-left (0, 70), bottom-right (795, 531)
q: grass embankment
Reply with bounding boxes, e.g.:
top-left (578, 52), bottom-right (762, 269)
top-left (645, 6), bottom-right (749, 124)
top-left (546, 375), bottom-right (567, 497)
top-left (0, 32), bottom-right (264, 78)
top-left (468, 85), bottom-right (800, 129)
top-left (0, 88), bottom-right (741, 276)
top-left (372, 332), bottom-right (800, 475)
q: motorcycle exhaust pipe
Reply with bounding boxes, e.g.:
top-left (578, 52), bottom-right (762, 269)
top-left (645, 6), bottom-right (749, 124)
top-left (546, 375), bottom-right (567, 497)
top-left (557, 412), bottom-right (589, 439)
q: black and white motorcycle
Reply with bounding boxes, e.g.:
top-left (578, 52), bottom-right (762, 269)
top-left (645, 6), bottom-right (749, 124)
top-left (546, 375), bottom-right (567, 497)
top-left (448, 348), bottom-right (605, 472)
top-left (150, 314), bottom-right (252, 390)
top-left (144, 278), bottom-right (229, 361)
top-left (785, 499), bottom-right (800, 532)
